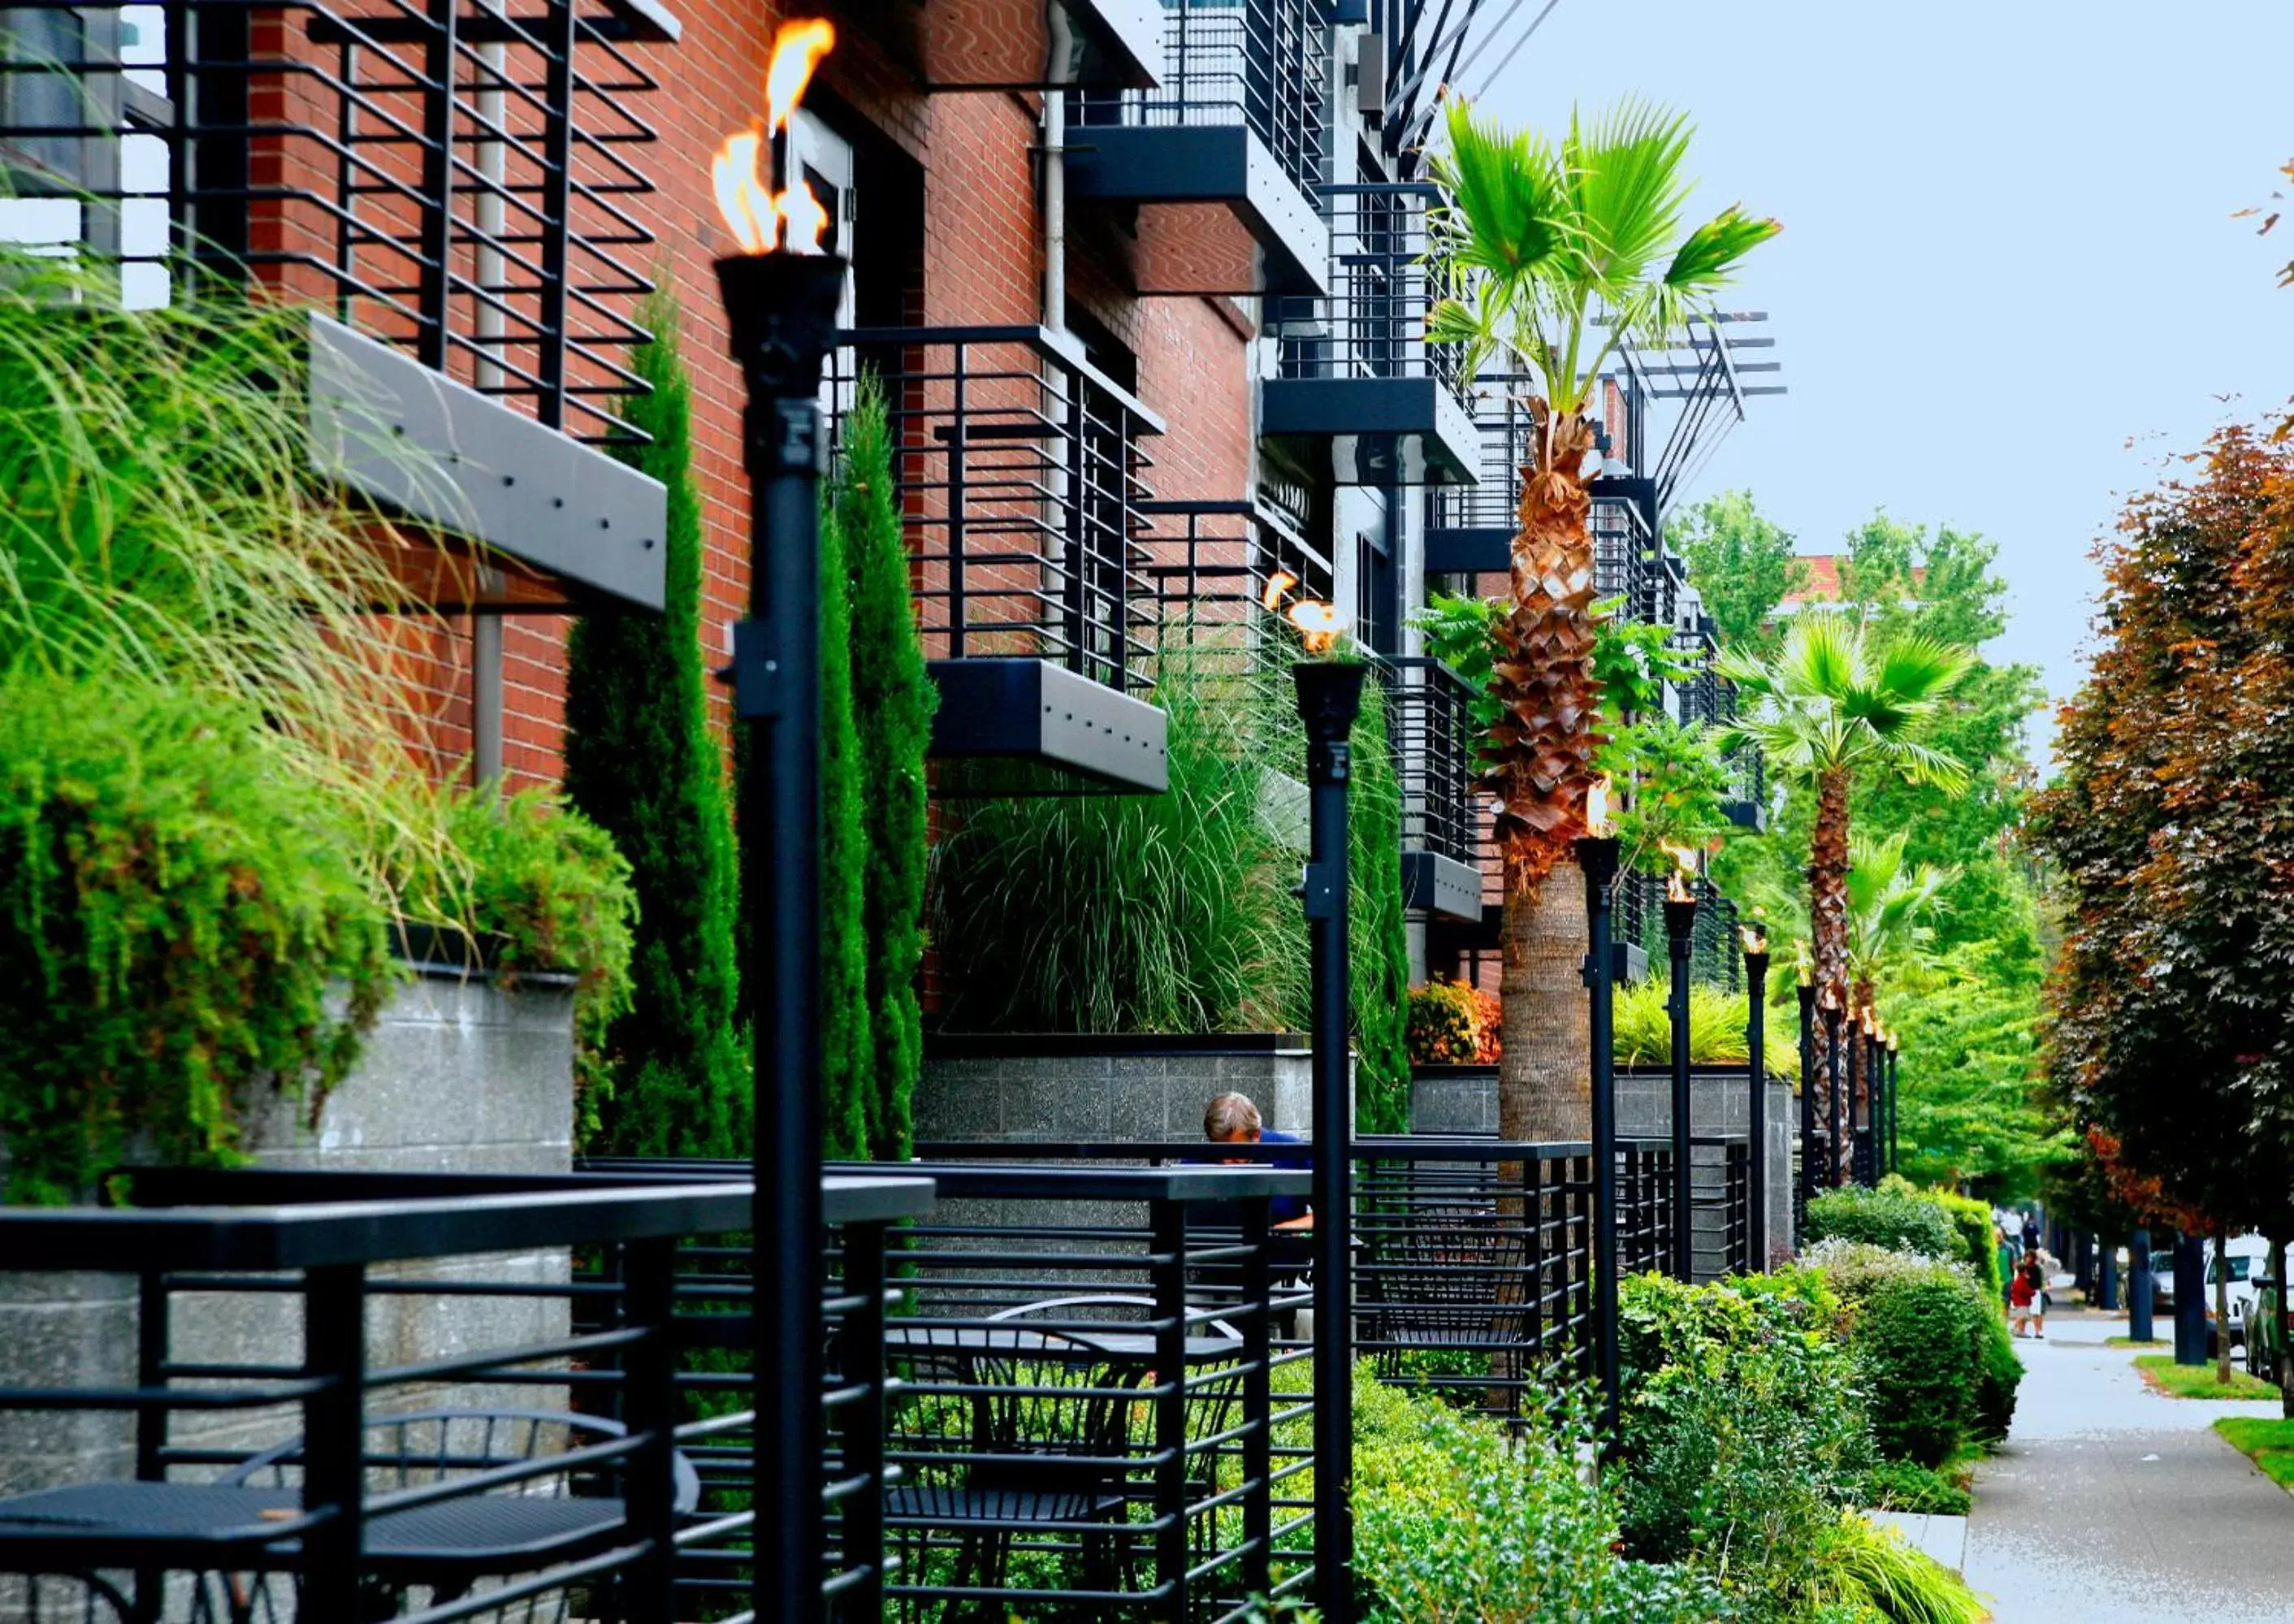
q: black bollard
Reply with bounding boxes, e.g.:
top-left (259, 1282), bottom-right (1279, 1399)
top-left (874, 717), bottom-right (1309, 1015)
top-left (2129, 1228), bottom-right (2154, 1342)
top-left (2174, 1232), bottom-right (2209, 1366)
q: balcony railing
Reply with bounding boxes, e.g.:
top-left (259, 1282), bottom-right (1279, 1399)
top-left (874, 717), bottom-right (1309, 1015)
top-left (1272, 184), bottom-right (1452, 389)
top-left (0, 0), bottom-right (672, 446)
top-left (1085, 0), bottom-right (1327, 197)
top-left (832, 326), bottom-right (1163, 696)
top-left (1378, 655), bottom-right (1480, 870)
top-left (1142, 496), bottom-right (1332, 676)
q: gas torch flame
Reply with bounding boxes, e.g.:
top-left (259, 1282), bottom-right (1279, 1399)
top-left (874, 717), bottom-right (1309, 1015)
top-left (1288, 599), bottom-right (1346, 654)
top-left (1740, 920), bottom-right (1767, 955)
top-left (1660, 841), bottom-right (1697, 903)
top-left (1794, 938), bottom-right (1812, 987)
top-left (1261, 569), bottom-right (1300, 613)
top-left (1584, 773), bottom-right (1612, 838)
top-left (711, 19), bottom-right (838, 253)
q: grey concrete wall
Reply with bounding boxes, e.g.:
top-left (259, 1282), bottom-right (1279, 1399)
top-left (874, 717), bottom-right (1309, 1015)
top-left (917, 1039), bottom-right (1331, 1145)
top-left (1409, 1064), bottom-right (1797, 1276)
top-left (0, 964), bottom-right (576, 1501)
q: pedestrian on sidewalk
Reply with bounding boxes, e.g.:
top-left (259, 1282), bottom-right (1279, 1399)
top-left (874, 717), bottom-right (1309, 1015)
top-left (2011, 1256), bottom-right (2046, 1339)
top-left (1995, 1226), bottom-right (2018, 1306)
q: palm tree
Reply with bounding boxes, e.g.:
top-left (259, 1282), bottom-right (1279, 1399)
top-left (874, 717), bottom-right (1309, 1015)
top-left (1426, 97), bottom-right (1777, 1138)
top-left (1720, 615), bottom-right (1972, 1171)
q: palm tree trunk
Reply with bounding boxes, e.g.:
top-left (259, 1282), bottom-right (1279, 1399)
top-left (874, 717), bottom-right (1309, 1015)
top-left (1809, 764), bottom-right (1853, 1182)
top-left (1497, 869), bottom-right (1592, 1141)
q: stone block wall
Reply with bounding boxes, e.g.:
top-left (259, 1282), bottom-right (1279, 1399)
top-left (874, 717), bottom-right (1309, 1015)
top-left (0, 962), bottom-right (577, 1499)
top-left (916, 1035), bottom-right (1331, 1146)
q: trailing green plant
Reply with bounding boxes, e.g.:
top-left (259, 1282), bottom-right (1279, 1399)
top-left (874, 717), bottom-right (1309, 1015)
top-left (1612, 977), bottom-right (1799, 1074)
top-left (0, 245), bottom-right (458, 899)
top-left (1353, 1375), bottom-right (1729, 1622)
top-left (0, 674), bottom-right (394, 1202)
top-left (1805, 1184), bottom-right (1960, 1260)
top-left (837, 377), bottom-right (935, 1160)
top-left (1612, 1270), bottom-right (1874, 1613)
top-left (563, 289), bottom-right (747, 1159)
top-left (398, 786), bottom-right (638, 1139)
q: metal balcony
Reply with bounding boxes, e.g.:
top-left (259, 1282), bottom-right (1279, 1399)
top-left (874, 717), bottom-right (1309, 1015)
top-left (1378, 655), bottom-right (1482, 921)
top-left (1262, 182), bottom-right (1478, 485)
top-left (1141, 496), bottom-right (1332, 676)
top-left (1063, 0), bottom-right (1330, 297)
top-left (0, 0), bottom-right (676, 609)
top-left (829, 324), bottom-right (1171, 794)
top-left (1424, 373), bottom-right (1656, 598)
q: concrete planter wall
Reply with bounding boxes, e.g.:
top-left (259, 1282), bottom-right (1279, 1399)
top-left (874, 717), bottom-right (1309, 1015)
top-left (0, 957), bottom-right (576, 1499)
top-left (917, 1033), bottom-right (1338, 1145)
top-left (1410, 1063), bottom-right (1797, 1276)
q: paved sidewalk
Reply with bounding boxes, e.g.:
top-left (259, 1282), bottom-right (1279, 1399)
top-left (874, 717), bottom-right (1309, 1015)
top-left (1963, 1311), bottom-right (2294, 1622)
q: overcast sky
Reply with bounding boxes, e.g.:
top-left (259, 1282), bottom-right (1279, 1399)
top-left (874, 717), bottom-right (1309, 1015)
top-left (1472, 1), bottom-right (2294, 765)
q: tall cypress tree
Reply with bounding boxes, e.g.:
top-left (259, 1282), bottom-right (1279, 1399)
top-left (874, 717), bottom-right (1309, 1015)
top-left (563, 292), bottom-right (747, 1158)
top-left (835, 379), bottom-right (935, 1159)
top-left (818, 482), bottom-right (872, 1161)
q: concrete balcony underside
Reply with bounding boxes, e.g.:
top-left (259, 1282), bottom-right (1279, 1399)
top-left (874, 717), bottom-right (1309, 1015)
top-left (1064, 125), bottom-right (1327, 298)
top-left (1400, 849), bottom-right (1481, 922)
top-left (928, 656), bottom-right (1171, 794)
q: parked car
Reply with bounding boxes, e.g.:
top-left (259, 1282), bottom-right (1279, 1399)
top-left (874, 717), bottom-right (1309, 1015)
top-left (2209, 1236), bottom-right (2270, 1349)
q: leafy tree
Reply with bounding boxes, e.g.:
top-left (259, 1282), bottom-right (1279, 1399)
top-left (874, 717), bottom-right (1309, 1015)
top-left (1668, 490), bottom-right (1807, 653)
top-left (836, 381), bottom-right (935, 1160)
top-left (564, 293), bottom-right (748, 1158)
top-left (1721, 616), bottom-right (1972, 1179)
top-left (1426, 97), bottom-right (1776, 1140)
top-left (2032, 424), bottom-right (2294, 1254)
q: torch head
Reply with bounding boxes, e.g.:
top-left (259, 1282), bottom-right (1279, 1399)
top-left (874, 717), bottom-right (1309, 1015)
top-left (716, 251), bottom-right (848, 398)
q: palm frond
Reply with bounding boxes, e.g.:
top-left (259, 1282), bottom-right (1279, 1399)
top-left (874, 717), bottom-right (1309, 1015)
top-left (1876, 736), bottom-right (1973, 794)
top-left (1564, 99), bottom-right (1694, 296)
top-left (1437, 97), bottom-right (1573, 280)
top-left (1871, 631), bottom-right (1977, 704)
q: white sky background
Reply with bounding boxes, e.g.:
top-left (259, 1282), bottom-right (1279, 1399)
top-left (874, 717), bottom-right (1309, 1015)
top-left (1466, 0), bottom-right (2294, 767)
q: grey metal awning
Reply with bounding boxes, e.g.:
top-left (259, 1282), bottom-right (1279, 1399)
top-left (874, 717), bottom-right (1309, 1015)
top-left (304, 314), bottom-right (667, 612)
top-left (1260, 375), bottom-right (1480, 485)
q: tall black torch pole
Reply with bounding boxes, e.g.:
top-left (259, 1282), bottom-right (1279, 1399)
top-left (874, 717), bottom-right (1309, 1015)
top-left (1796, 976), bottom-right (1815, 1241)
top-left (1574, 832), bottom-right (1622, 1435)
top-left (1742, 930), bottom-right (1770, 1273)
top-left (1822, 996), bottom-right (1845, 1190)
top-left (1664, 892), bottom-right (1697, 1280)
top-left (1887, 1034), bottom-right (1901, 1177)
top-left (1295, 658), bottom-right (1363, 1624)
top-left (720, 249), bottom-right (846, 1623)
top-left (1867, 1020), bottom-right (1884, 1187)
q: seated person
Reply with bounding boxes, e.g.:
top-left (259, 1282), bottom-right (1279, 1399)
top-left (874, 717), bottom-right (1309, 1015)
top-left (1203, 1091), bottom-right (1312, 1233)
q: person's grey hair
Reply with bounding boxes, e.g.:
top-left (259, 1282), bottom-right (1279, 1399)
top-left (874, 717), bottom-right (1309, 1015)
top-left (1203, 1092), bottom-right (1262, 1141)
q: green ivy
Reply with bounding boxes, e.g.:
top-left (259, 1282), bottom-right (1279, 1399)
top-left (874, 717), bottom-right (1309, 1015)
top-left (563, 290), bottom-right (748, 1158)
top-left (0, 675), bottom-right (394, 1202)
top-left (834, 379), bottom-right (934, 1160)
top-left (400, 786), bottom-right (638, 1141)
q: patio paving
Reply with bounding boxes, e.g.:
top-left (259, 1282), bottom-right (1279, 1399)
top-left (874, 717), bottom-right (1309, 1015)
top-left (1961, 1310), bottom-right (2294, 1622)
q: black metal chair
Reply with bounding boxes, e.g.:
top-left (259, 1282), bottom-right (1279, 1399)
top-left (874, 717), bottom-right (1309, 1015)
top-left (210, 1408), bottom-right (702, 1624)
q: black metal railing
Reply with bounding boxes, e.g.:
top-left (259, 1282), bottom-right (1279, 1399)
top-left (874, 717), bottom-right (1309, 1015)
top-left (1376, 654), bottom-right (1481, 870)
top-left (1143, 496), bottom-right (1331, 677)
top-left (1078, 0), bottom-right (1327, 197)
top-left (1690, 878), bottom-right (1741, 994)
top-left (0, 1169), bottom-right (786, 1624)
top-left (0, 0), bottom-right (669, 444)
top-left (588, 1156), bottom-right (1311, 1623)
top-left (831, 326), bottom-right (1162, 695)
top-left (1615, 1140), bottom-right (1677, 1279)
top-left (1270, 183), bottom-right (1460, 392)
top-left (1593, 487), bottom-right (1660, 615)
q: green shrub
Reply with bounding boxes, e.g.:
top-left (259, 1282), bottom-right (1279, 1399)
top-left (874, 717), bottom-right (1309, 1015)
top-left (1971, 1295), bottom-right (2023, 1441)
top-left (563, 290), bottom-right (747, 1159)
top-left (816, 453), bottom-right (872, 1161)
top-left (1846, 1265), bottom-right (1981, 1466)
top-left (1613, 1271), bottom-right (1873, 1608)
top-left (1806, 1184), bottom-right (1959, 1260)
top-left (400, 786), bottom-right (637, 1138)
top-left (1861, 1454), bottom-right (1972, 1517)
top-left (1353, 1379), bottom-right (1728, 1622)
top-left (838, 378), bottom-right (935, 1160)
top-left (0, 676), bottom-right (394, 1201)
top-left (1406, 979), bottom-right (1498, 1065)
top-left (1917, 1182), bottom-right (2004, 1301)
top-left (1345, 678), bottom-right (1417, 1132)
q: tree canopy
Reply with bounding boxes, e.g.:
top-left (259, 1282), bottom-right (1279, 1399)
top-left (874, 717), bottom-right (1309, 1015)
top-left (1666, 491), bottom-right (1807, 654)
